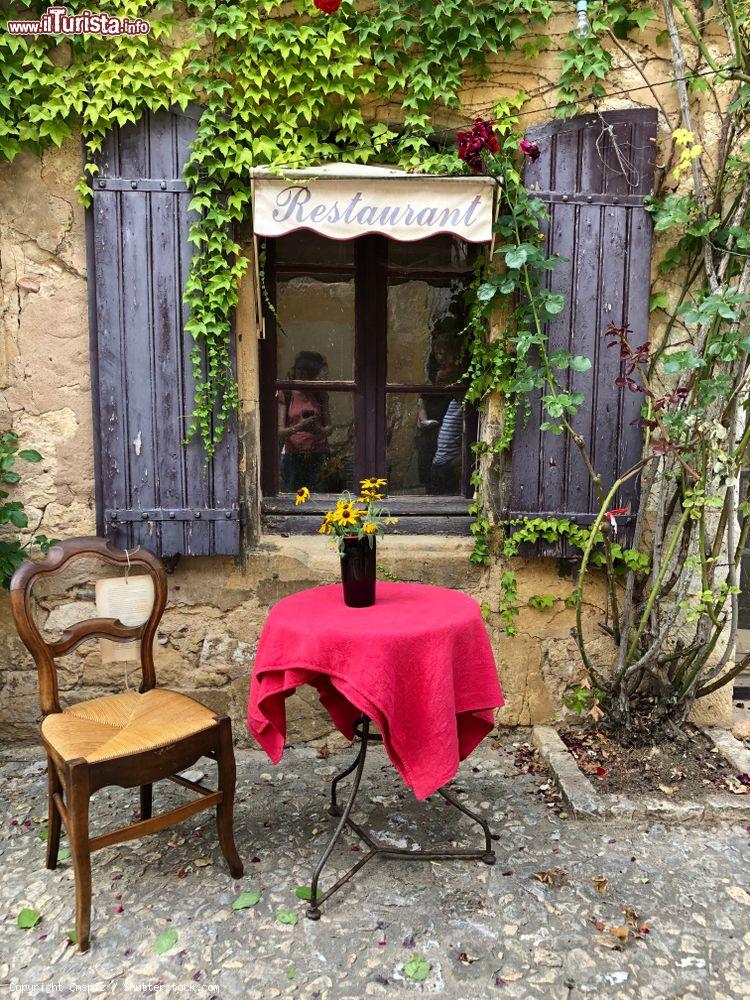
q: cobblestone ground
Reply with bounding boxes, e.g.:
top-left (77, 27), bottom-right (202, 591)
top-left (1, 735), bottom-right (749, 999)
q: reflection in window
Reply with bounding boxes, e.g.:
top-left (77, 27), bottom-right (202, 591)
top-left (261, 233), bottom-right (481, 502)
top-left (277, 385), bottom-right (354, 494)
top-left (276, 275), bottom-right (355, 382)
top-left (387, 392), bottom-right (464, 495)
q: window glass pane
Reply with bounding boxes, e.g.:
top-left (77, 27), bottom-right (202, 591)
top-left (276, 274), bottom-right (355, 381)
top-left (387, 277), bottom-right (469, 385)
top-left (386, 392), bottom-right (464, 496)
top-left (275, 231), bottom-right (355, 267)
top-left (278, 390), bottom-right (355, 494)
top-left (387, 235), bottom-right (479, 272)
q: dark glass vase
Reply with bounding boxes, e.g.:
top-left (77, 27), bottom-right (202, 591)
top-left (340, 536), bottom-right (376, 608)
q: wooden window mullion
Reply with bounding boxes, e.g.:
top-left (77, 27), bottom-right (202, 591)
top-left (354, 235), bottom-right (388, 482)
top-left (259, 239), bottom-right (280, 496)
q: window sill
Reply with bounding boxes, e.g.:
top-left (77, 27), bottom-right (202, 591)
top-left (261, 494), bottom-right (472, 536)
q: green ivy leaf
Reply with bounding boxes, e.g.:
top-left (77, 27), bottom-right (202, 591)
top-left (154, 929), bottom-right (178, 955)
top-left (294, 886), bottom-right (312, 900)
top-left (404, 955), bottom-right (431, 981)
top-left (17, 908), bottom-right (41, 929)
top-left (276, 910), bottom-right (298, 926)
top-left (232, 891), bottom-right (261, 910)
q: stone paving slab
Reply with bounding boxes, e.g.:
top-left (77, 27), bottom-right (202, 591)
top-left (1, 736), bottom-right (750, 999)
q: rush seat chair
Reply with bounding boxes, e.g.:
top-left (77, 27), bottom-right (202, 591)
top-left (10, 537), bottom-right (243, 951)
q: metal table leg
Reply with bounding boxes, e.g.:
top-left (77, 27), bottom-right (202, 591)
top-left (306, 714), bottom-right (496, 921)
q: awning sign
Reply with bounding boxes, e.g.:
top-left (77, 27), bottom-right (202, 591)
top-left (252, 169), bottom-right (495, 243)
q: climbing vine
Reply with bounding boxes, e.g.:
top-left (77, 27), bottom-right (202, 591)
top-left (0, 0), bottom-right (613, 456)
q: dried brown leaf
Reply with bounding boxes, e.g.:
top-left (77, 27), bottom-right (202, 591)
top-left (532, 868), bottom-right (568, 887)
top-left (593, 875), bottom-right (608, 896)
top-left (593, 934), bottom-right (623, 951)
top-left (658, 784), bottom-right (679, 796)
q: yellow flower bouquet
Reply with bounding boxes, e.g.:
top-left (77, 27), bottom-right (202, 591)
top-left (295, 478), bottom-right (397, 607)
top-left (295, 478), bottom-right (397, 553)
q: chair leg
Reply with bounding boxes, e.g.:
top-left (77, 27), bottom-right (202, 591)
top-left (46, 755), bottom-right (62, 871)
top-left (140, 783), bottom-right (153, 820)
top-left (215, 719), bottom-right (243, 878)
top-left (66, 762), bottom-right (92, 953)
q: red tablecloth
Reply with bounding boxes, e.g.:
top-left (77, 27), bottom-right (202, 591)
top-left (247, 582), bottom-right (503, 799)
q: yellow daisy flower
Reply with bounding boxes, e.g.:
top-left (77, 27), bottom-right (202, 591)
top-left (334, 503), bottom-right (362, 528)
top-left (362, 522), bottom-right (378, 535)
top-left (360, 477), bottom-right (387, 491)
top-left (295, 486), bottom-right (310, 506)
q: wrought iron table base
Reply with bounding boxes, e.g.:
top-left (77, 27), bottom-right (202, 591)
top-left (306, 714), bottom-right (496, 920)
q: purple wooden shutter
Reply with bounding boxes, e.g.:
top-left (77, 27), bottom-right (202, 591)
top-left (510, 108), bottom-right (657, 552)
top-left (88, 107), bottom-right (240, 557)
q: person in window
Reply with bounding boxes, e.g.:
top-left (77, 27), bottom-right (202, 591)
top-left (278, 351), bottom-right (332, 492)
top-left (415, 329), bottom-right (461, 494)
top-left (430, 397), bottom-right (463, 494)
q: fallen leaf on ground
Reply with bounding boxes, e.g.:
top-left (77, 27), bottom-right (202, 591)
top-left (532, 868), bottom-right (567, 887)
top-left (404, 955), bottom-right (430, 982)
top-left (608, 923), bottom-right (630, 942)
top-left (589, 704), bottom-right (604, 723)
top-left (594, 933), bottom-right (624, 951)
top-left (593, 875), bottom-right (608, 896)
top-left (658, 784), bottom-right (679, 796)
top-left (622, 904), bottom-right (649, 936)
top-left (154, 929), bottom-right (178, 955)
top-left (194, 857), bottom-right (213, 867)
top-left (17, 908), bottom-right (41, 929)
top-left (295, 886), bottom-right (312, 900)
top-left (277, 910), bottom-right (298, 926)
top-left (232, 891), bottom-right (261, 910)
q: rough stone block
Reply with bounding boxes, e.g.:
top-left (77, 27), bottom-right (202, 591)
top-left (705, 727), bottom-right (750, 774)
top-left (703, 794), bottom-right (750, 821)
top-left (531, 725), bottom-right (604, 818)
top-left (642, 797), bottom-right (704, 823)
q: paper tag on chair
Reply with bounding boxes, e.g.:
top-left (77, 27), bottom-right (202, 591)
top-left (95, 576), bottom-right (155, 665)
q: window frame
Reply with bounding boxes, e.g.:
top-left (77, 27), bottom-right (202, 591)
top-left (259, 233), bottom-right (479, 534)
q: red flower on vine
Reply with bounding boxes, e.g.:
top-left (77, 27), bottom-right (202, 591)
top-left (519, 140), bottom-right (541, 162)
top-left (313, 0), bottom-right (341, 11)
top-left (457, 118), bottom-right (500, 173)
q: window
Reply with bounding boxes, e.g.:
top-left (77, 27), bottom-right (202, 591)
top-left (260, 232), bottom-right (480, 526)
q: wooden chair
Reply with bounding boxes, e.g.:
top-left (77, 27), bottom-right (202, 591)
top-left (10, 537), bottom-right (243, 952)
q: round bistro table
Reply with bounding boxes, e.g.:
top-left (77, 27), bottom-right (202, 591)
top-left (247, 581), bottom-right (504, 919)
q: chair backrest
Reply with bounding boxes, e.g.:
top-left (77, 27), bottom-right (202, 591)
top-left (10, 537), bottom-right (167, 716)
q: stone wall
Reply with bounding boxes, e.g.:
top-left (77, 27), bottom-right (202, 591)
top-left (0, 19), bottom-right (734, 742)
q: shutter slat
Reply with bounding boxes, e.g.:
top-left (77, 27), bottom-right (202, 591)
top-left (151, 188), bottom-right (185, 556)
top-left (93, 192), bottom-right (128, 528)
top-left (90, 108), bottom-right (240, 557)
top-left (510, 109), bottom-right (657, 555)
top-left (120, 184), bottom-right (157, 549)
